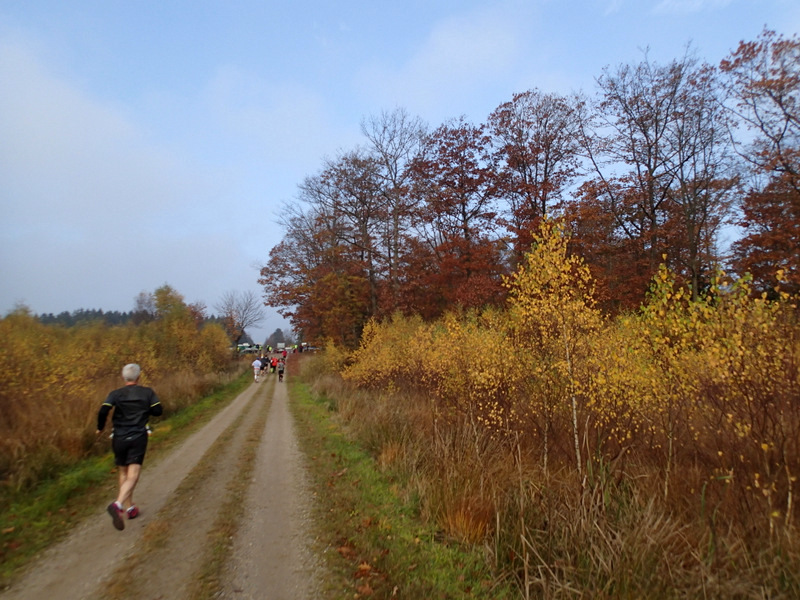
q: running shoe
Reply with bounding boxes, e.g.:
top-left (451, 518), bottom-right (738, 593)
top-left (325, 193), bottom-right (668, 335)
top-left (127, 506), bottom-right (140, 519)
top-left (107, 502), bottom-right (125, 530)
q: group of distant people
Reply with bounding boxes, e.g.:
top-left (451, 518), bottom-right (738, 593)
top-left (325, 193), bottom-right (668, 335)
top-left (251, 350), bottom-right (287, 383)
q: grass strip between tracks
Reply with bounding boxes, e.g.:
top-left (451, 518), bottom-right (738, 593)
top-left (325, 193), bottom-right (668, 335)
top-left (189, 381), bottom-right (273, 599)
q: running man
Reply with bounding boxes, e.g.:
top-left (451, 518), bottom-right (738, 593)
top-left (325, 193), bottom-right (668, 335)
top-left (252, 357), bottom-right (263, 382)
top-left (96, 363), bottom-right (162, 530)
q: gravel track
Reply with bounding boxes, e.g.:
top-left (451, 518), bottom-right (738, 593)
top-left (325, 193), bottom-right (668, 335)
top-left (0, 367), bottom-right (319, 600)
top-left (216, 370), bottom-right (321, 599)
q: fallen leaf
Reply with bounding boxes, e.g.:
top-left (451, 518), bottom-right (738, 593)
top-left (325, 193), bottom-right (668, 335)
top-left (354, 562), bottom-right (372, 579)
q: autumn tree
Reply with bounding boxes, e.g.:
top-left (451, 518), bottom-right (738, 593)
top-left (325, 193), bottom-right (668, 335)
top-left (563, 179), bottom-right (633, 312)
top-left (154, 284), bottom-right (191, 320)
top-left (260, 205), bottom-right (328, 338)
top-left (128, 284), bottom-right (231, 372)
top-left (259, 180), bottom-right (372, 347)
top-left (132, 290), bottom-right (156, 324)
top-left (730, 179), bottom-right (800, 295)
top-left (265, 328), bottom-right (289, 348)
top-left (409, 116), bottom-right (506, 311)
top-left (186, 300), bottom-right (208, 329)
top-left (505, 219), bottom-right (603, 477)
top-left (299, 153), bottom-right (381, 344)
top-left (662, 63), bottom-right (738, 299)
top-left (361, 108), bottom-right (427, 309)
top-left (574, 49), bottom-right (735, 307)
top-left (723, 28), bottom-right (800, 295)
top-left (311, 150), bottom-right (385, 316)
top-left (487, 89), bottom-right (582, 261)
top-left (575, 54), bottom-right (682, 307)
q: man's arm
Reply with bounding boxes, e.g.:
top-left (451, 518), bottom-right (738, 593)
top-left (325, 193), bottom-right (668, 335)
top-left (97, 402), bottom-right (113, 432)
top-left (150, 392), bottom-right (163, 417)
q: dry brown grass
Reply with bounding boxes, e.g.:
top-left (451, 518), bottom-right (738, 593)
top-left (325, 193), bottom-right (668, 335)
top-left (301, 351), bottom-right (800, 598)
top-left (1, 359), bottom-right (245, 493)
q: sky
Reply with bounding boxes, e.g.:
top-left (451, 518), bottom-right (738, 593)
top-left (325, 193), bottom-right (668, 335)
top-left (1, 0), bottom-right (799, 344)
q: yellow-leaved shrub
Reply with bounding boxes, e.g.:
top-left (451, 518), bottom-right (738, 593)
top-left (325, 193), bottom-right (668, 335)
top-left (338, 218), bottom-right (800, 542)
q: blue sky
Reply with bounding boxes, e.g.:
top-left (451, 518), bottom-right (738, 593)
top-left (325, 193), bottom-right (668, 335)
top-left (1, 0), bottom-right (798, 343)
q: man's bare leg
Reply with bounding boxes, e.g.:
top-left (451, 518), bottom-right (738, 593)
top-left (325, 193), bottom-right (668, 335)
top-left (116, 466), bottom-right (129, 508)
top-left (116, 463), bottom-right (141, 507)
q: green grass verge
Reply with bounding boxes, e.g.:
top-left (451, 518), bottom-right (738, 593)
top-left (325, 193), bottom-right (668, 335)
top-left (288, 378), bottom-right (514, 599)
top-left (0, 370), bottom-right (253, 587)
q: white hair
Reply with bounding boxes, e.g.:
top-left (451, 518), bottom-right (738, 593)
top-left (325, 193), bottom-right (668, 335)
top-left (121, 363), bottom-right (141, 382)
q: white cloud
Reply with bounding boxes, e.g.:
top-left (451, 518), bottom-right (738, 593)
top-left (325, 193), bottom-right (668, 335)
top-left (0, 37), bottom-right (211, 235)
top-left (0, 35), bottom-right (261, 318)
top-left (355, 7), bottom-right (522, 120)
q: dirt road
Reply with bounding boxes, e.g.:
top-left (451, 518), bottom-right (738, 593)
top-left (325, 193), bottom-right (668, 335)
top-left (0, 370), bottom-right (321, 600)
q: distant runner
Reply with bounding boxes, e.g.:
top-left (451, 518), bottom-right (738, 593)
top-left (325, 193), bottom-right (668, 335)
top-left (252, 357), bottom-right (263, 382)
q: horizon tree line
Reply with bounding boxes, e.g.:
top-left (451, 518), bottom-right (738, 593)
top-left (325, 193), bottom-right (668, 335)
top-left (29, 287), bottom-right (270, 347)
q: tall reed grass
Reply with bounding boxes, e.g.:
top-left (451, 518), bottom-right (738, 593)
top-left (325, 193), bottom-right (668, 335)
top-left (0, 307), bottom-right (241, 494)
top-left (307, 344), bottom-right (800, 597)
top-left (311, 222), bottom-right (800, 596)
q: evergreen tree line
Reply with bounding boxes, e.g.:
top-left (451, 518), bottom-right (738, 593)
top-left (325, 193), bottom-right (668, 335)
top-left (36, 308), bottom-right (232, 332)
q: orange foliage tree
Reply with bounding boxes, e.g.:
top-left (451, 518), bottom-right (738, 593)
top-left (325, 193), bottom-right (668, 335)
top-left (723, 28), bottom-right (800, 295)
top-left (487, 88), bottom-right (582, 265)
top-left (408, 116), bottom-right (507, 311)
top-left (262, 30), bottom-right (796, 343)
top-left (259, 195), bottom-right (373, 347)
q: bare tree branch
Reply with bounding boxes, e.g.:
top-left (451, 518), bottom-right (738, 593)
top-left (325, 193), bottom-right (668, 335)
top-left (214, 290), bottom-right (265, 345)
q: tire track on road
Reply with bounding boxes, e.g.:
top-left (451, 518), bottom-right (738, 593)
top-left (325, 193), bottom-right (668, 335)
top-left (216, 372), bottom-right (322, 599)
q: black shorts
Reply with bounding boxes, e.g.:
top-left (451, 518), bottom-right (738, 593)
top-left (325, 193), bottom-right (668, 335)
top-left (112, 432), bottom-right (149, 466)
